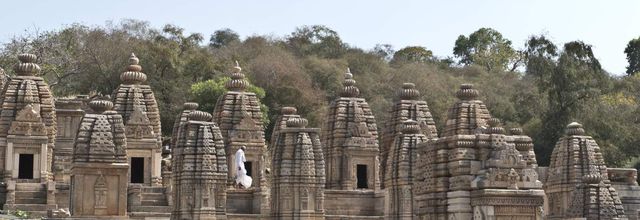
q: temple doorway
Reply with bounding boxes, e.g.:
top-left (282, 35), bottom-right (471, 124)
top-left (356, 164), bottom-right (368, 189)
top-left (131, 157), bottom-right (145, 183)
top-left (18, 154), bottom-right (34, 179)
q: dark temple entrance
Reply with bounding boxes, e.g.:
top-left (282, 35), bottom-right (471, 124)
top-left (356, 164), bottom-right (368, 189)
top-left (18, 154), bottom-right (34, 179)
top-left (131, 157), bottom-right (145, 183)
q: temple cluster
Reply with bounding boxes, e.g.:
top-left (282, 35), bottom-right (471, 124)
top-left (0, 53), bottom-right (638, 220)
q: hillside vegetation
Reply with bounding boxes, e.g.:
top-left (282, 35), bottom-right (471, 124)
top-left (1, 20), bottom-right (640, 168)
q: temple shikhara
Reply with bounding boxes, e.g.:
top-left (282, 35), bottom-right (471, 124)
top-left (1, 52), bottom-right (640, 220)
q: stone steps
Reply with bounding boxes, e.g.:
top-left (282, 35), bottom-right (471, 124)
top-left (7, 204), bottom-right (51, 218)
top-left (14, 183), bottom-right (47, 205)
top-left (15, 183), bottom-right (45, 191)
top-left (129, 205), bottom-right (172, 213)
top-left (129, 212), bottom-right (171, 220)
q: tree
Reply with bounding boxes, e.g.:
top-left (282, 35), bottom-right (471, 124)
top-left (453, 27), bottom-right (518, 72)
top-left (524, 35), bottom-right (558, 90)
top-left (391, 46), bottom-right (434, 64)
top-left (371, 44), bottom-right (394, 61)
top-left (287, 25), bottom-right (346, 58)
top-left (209, 28), bottom-right (240, 48)
top-left (624, 37), bottom-right (640, 75)
top-left (534, 41), bottom-right (607, 165)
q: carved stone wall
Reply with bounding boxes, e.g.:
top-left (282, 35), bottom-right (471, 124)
top-left (54, 96), bottom-right (88, 184)
top-left (271, 116), bottom-right (325, 219)
top-left (171, 111), bottom-right (227, 220)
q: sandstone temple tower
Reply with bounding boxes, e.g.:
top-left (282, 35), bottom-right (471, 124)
top-left (0, 54), bottom-right (57, 214)
top-left (416, 84), bottom-right (544, 219)
top-left (322, 68), bottom-right (380, 191)
top-left (171, 110), bottom-right (228, 220)
top-left (380, 82), bottom-right (437, 189)
top-left (212, 62), bottom-right (269, 214)
top-left (112, 53), bottom-right (163, 186)
top-left (271, 116), bottom-right (326, 220)
top-left (384, 119), bottom-right (428, 219)
top-left (70, 99), bottom-right (128, 217)
top-left (545, 122), bottom-right (626, 219)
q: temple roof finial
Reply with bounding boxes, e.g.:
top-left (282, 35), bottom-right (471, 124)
top-left (399, 83), bottom-right (420, 100)
top-left (121, 52), bottom-right (147, 84)
top-left (183, 102), bottom-right (199, 110)
top-left (15, 53), bottom-right (41, 76)
top-left (340, 68), bottom-right (360, 97)
top-left (566, 122), bottom-right (585, 136)
top-left (188, 110), bottom-right (213, 122)
top-left (456, 83), bottom-right (479, 101)
top-left (225, 61), bottom-right (248, 91)
top-left (487, 118), bottom-right (505, 134)
top-left (286, 117), bottom-right (308, 128)
top-left (88, 99), bottom-right (114, 114)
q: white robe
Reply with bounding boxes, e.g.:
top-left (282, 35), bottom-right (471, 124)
top-left (235, 149), bottom-right (252, 188)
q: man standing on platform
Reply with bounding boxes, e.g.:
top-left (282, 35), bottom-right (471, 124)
top-left (235, 146), bottom-right (252, 189)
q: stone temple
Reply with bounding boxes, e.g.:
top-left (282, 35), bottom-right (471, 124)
top-left (0, 53), bottom-right (639, 219)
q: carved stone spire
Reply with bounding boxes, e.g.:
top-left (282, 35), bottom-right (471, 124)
top-left (225, 61), bottom-right (248, 91)
top-left (545, 122), bottom-right (626, 219)
top-left (120, 53), bottom-right (147, 85)
top-left (271, 115), bottom-right (325, 219)
top-left (340, 68), bottom-right (360, 97)
top-left (73, 99), bottom-right (127, 163)
top-left (172, 109), bottom-right (227, 219)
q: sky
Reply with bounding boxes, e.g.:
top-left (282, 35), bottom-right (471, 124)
top-left (1, 0), bottom-right (639, 75)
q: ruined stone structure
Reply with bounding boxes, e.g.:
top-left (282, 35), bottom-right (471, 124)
top-left (171, 110), bottom-right (227, 220)
top-left (381, 82), bottom-right (437, 189)
top-left (0, 54), bottom-right (58, 216)
top-left (212, 62), bottom-right (269, 215)
top-left (70, 99), bottom-right (129, 218)
top-left (384, 119), bottom-right (428, 219)
top-left (271, 116), bottom-right (325, 219)
top-left (545, 122), bottom-right (627, 219)
top-left (0, 52), bottom-right (639, 220)
top-left (53, 96), bottom-right (88, 185)
top-left (609, 168), bottom-right (640, 220)
top-left (416, 84), bottom-right (544, 220)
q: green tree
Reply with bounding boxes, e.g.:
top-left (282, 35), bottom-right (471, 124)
top-left (391, 46), bottom-right (434, 64)
top-left (453, 27), bottom-right (519, 72)
top-left (624, 37), bottom-right (640, 75)
top-left (209, 28), bottom-right (240, 48)
top-left (534, 41), bottom-right (607, 165)
top-left (287, 25), bottom-right (346, 58)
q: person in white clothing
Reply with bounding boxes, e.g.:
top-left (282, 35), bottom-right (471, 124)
top-left (235, 146), bottom-right (252, 189)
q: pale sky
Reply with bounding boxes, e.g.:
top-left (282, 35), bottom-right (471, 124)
top-left (1, 0), bottom-right (639, 75)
